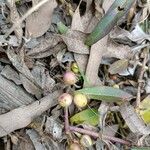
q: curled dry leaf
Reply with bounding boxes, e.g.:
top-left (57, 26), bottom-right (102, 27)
top-left (26, 0), bottom-right (57, 38)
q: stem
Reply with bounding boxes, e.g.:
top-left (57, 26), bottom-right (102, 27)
top-left (69, 126), bottom-right (131, 146)
top-left (136, 48), bottom-right (149, 107)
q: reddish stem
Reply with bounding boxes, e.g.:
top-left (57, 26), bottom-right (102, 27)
top-left (69, 126), bottom-right (131, 146)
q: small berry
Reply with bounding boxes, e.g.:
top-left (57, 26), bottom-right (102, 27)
top-left (69, 142), bottom-right (82, 150)
top-left (74, 93), bottom-right (87, 108)
top-left (80, 135), bottom-right (93, 148)
top-left (63, 71), bottom-right (77, 85)
top-left (113, 84), bottom-right (119, 89)
top-left (58, 93), bottom-right (72, 107)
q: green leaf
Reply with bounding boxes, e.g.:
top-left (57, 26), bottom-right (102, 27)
top-left (75, 86), bottom-right (132, 102)
top-left (131, 147), bottom-right (150, 150)
top-left (138, 95), bottom-right (150, 124)
top-left (70, 109), bottom-right (99, 126)
top-left (85, 0), bottom-right (135, 46)
top-left (57, 22), bottom-right (68, 34)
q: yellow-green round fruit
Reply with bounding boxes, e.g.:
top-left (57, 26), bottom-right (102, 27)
top-left (74, 93), bottom-right (87, 108)
top-left (71, 63), bottom-right (79, 74)
top-left (69, 142), bottom-right (82, 150)
top-left (80, 135), bottom-right (92, 148)
top-left (63, 71), bottom-right (77, 85)
top-left (58, 93), bottom-right (72, 107)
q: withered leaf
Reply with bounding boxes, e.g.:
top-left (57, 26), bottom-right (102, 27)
top-left (7, 48), bottom-right (41, 90)
top-left (26, 0), bottom-right (57, 38)
top-left (108, 59), bottom-right (129, 74)
top-left (0, 75), bottom-right (35, 111)
top-left (20, 74), bottom-right (42, 99)
top-left (27, 34), bottom-right (62, 58)
top-left (61, 30), bottom-right (89, 54)
top-left (71, 5), bottom-right (98, 33)
top-left (85, 36), bottom-right (108, 87)
top-left (120, 103), bottom-right (150, 135)
top-left (104, 39), bottom-right (133, 59)
top-left (1, 65), bottom-right (21, 85)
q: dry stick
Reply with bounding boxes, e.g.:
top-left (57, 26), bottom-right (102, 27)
top-left (136, 48), bottom-right (149, 107)
top-left (69, 126), bottom-right (131, 146)
top-left (4, 0), bottom-right (49, 38)
top-left (0, 90), bottom-right (60, 137)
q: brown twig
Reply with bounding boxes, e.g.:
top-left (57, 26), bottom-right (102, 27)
top-left (0, 91), bottom-right (60, 137)
top-left (69, 126), bottom-right (131, 146)
top-left (136, 48), bottom-right (149, 107)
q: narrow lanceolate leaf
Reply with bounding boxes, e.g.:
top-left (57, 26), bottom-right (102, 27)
top-left (131, 148), bottom-right (150, 150)
top-left (75, 86), bottom-right (132, 102)
top-left (85, 0), bottom-right (136, 46)
top-left (70, 109), bottom-right (99, 126)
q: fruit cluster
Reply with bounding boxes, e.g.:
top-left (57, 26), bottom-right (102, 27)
top-left (58, 71), bottom-right (87, 108)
